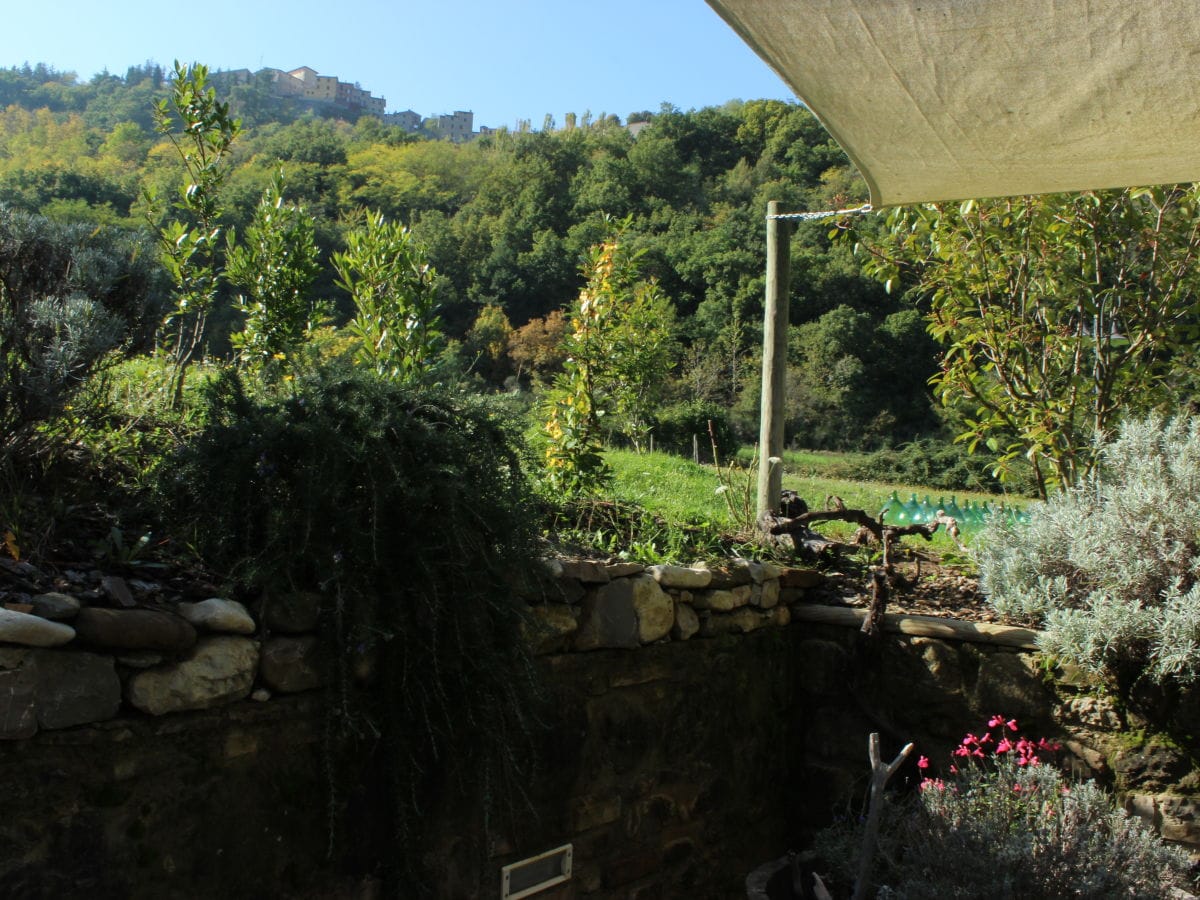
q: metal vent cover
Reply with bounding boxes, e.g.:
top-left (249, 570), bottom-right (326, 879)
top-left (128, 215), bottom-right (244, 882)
top-left (500, 843), bottom-right (573, 899)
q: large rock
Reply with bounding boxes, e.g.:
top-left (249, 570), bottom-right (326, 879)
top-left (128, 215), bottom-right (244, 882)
top-left (259, 635), bottom-right (325, 694)
top-left (525, 604), bottom-right (579, 654)
top-left (629, 575), bottom-right (674, 644)
top-left (690, 586), bottom-right (751, 612)
top-left (73, 608), bottom-right (196, 654)
top-left (647, 565), bottom-right (712, 590)
top-left (262, 591), bottom-right (321, 633)
top-left (178, 598), bottom-right (256, 635)
top-left (575, 584), bottom-right (639, 650)
top-left (29, 592), bottom-right (80, 621)
top-left (0, 665), bottom-right (37, 739)
top-left (126, 636), bottom-right (258, 715)
top-left (0, 607), bottom-right (75, 647)
top-left (559, 560), bottom-right (611, 584)
top-left (672, 603), bottom-right (700, 641)
top-left (33, 650), bottom-right (121, 730)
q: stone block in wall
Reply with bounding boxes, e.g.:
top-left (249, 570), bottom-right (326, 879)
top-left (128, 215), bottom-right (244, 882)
top-left (33, 649), bottom-right (121, 730)
top-left (260, 635), bottom-right (325, 694)
top-left (575, 575), bottom-right (674, 649)
top-left (1125, 792), bottom-right (1163, 830)
top-left (525, 604), bottom-right (579, 654)
top-left (605, 561), bottom-right (645, 579)
top-left (752, 580), bottom-right (780, 609)
top-left (771, 605), bottom-right (791, 627)
top-left (704, 564), bottom-right (753, 589)
top-left (631, 575), bottom-right (674, 644)
top-left (1059, 695), bottom-right (1121, 730)
top-left (691, 585), bottom-right (751, 612)
top-left (699, 607), bottom-right (771, 636)
top-left (672, 603), bottom-right (700, 641)
top-left (970, 650), bottom-right (1052, 722)
top-left (29, 592), bottom-right (80, 621)
top-left (126, 635), bottom-right (258, 715)
top-left (73, 607), bottom-right (196, 654)
top-left (569, 793), bottom-right (622, 832)
top-left (0, 606), bottom-right (75, 647)
top-left (912, 638), bottom-right (964, 695)
top-left (648, 564), bottom-right (712, 590)
top-left (1158, 795), bottom-right (1200, 845)
top-left (575, 584), bottom-right (639, 650)
top-left (1112, 740), bottom-right (1194, 793)
top-left (779, 587), bottom-right (806, 605)
top-left (178, 598), bottom-right (256, 635)
top-left (780, 567), bottom-right (824, 589)
top-left (262, 590), bottom-right (321, 633)
top-left (560, 559), bottom-right (611, 584)
top-left (1063, 739), bottom-right (1109, 780)
top-left (0, 664), bottom-right (37, 739)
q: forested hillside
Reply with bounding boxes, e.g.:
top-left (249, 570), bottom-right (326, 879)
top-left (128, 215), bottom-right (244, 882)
top-left (0, 61), bottom-right (939, 449)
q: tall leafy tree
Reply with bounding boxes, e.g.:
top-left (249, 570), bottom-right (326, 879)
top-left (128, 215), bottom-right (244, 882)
top-left (861, 187), bottom-right (1200, 495)
top-left (149, 61), bottom-right (241, 406)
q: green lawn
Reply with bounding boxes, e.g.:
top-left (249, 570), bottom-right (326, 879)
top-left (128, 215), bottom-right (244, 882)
top-left (606, 446), bottom-right (1030, 549)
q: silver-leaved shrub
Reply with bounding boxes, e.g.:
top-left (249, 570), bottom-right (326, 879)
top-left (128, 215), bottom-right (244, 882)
top-left (977, 416), bottom-right (1200, 682)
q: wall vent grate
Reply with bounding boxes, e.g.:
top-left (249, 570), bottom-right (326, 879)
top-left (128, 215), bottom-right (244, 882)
top-left (500, 844), bottom-right (573, 899)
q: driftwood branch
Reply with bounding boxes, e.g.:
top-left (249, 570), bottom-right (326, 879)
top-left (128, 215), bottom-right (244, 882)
top-left (853, 732), bottom-right (914, 900)
top-left (759, 499), bottom-right (967, 638)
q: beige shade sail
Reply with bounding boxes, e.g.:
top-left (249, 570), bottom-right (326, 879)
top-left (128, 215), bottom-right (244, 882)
top-left (707, 0), bottom-right (1200, 206)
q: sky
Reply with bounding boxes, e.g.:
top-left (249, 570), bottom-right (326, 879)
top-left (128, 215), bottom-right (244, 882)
top-left (4, 1), bottom-right (797, 129)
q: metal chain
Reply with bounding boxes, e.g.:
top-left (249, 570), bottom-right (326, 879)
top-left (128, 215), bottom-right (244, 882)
top-left (767, 203), bottom-right (874, 221)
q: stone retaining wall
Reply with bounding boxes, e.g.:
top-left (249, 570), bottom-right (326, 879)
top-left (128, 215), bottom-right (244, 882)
top-left (1, 559), bottom-right (1198, 898)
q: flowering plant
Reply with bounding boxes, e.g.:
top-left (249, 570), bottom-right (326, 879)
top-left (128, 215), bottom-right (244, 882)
top-left (886, 716), bottom-right (1189, 899)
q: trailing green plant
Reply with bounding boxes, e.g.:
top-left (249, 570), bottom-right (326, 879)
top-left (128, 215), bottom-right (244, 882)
top-left (226, 169), bottom-right (322, 376)
top-left (978, 415), bottom-right (1200, 683)
top-left (815, 717), bottom-right (1191, 899)
top-left (155, 364), bottom-right (544, 892)
top-left (148, 61), bottom-right (241, 407)
top-left (332, 211), bottom-right (442, 383)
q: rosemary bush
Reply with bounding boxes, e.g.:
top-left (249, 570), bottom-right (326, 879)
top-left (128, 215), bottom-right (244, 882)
top-left (977, 416), bottom-right (1200, 682)
top-left (157, 364), bottom-right (544, 891)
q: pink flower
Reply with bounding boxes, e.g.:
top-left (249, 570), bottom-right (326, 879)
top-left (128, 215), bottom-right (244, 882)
top-left (917, 755), bottom-right (930, 770)
top-left (996, 738), bottom-right (1013, 754)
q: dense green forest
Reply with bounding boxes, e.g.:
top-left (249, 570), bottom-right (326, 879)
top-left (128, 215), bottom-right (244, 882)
top-left (0, 61), bottom-right (939, 452)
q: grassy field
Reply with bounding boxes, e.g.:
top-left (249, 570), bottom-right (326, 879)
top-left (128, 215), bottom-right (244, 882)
top-left (607, 446), bottom-right (1031, 550)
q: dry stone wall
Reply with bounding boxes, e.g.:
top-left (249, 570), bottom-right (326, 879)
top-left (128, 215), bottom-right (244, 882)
top-left (1, 559), bottom-right (1199, 898)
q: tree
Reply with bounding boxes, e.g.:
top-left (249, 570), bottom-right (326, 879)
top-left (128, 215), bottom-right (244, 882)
top-left (542, 222), bottom-right (676, 492)
top-left (333, 212), bottom-right (442, 383)
top-left (859, 187), bottom-right (1200, 496)
top-left (149, 61), bottom-right (241, 406)
top-left (225, 170), bottom-right (321, 373)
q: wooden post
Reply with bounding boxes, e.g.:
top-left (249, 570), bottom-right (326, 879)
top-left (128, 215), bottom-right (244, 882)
top-left (757, 200), bottom-right (791, 520)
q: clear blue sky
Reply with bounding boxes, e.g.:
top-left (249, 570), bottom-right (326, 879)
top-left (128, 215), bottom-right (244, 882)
top-left (4, 1), bottom-right (796, 128)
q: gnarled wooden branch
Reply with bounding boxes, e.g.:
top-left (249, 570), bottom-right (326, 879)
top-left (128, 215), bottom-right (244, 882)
top-left (853, 732), bottom-right (914, 900)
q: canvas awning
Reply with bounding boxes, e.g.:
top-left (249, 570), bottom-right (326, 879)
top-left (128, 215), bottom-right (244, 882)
top-left (707, 0), bottom-right (1200, 206)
